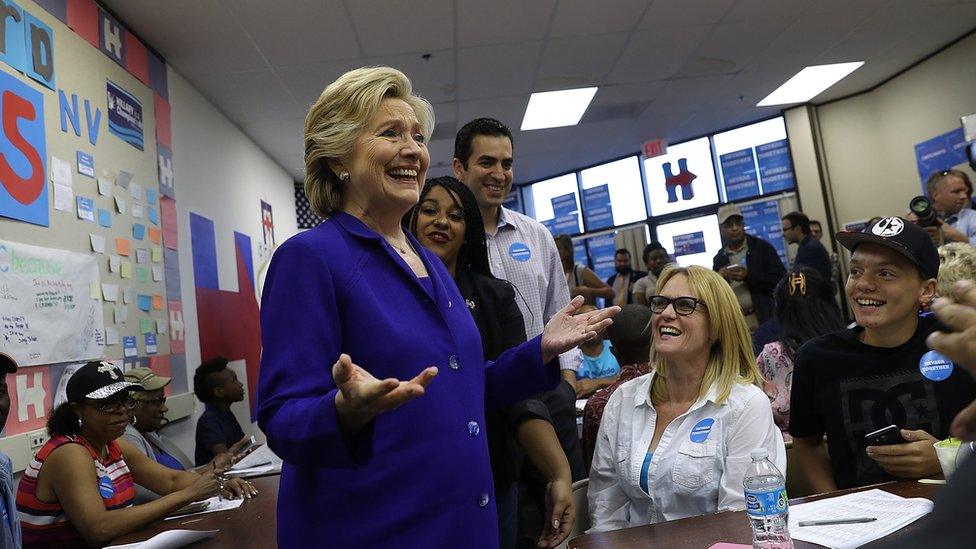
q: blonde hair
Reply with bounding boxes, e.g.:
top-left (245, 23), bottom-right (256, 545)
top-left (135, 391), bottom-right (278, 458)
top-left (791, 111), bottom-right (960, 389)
top-left (303, 66), bottom-right (435, 216)
top-left (937, 242), bottom-right (976, 296)
top-left (649, 265), bottom-right (762, 405)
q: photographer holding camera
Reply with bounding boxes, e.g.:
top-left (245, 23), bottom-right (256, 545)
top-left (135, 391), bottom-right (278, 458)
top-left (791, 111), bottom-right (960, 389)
top-left (907, 169), bottom-right (976, 246)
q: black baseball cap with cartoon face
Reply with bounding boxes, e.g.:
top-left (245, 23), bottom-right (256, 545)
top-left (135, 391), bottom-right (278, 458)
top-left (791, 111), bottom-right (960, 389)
top-left (835, 216), bottom-right (939, 279)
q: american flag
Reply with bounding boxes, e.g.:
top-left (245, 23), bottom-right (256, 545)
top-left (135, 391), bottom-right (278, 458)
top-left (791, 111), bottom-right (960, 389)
top-left (294, 181), bottom-right (323, 229)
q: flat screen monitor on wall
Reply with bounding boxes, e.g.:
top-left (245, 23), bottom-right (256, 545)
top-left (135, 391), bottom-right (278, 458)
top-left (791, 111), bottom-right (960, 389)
top-left (654, 214), bottom-right (722, 268)
top-left (525, 173), bottom-right (583, 235)
top-left (644, 137), bottom-right (720, 217)
top-left (713, 117), bottom-right (796, 202)
top-left (579, 156), bottom-right (648, 231)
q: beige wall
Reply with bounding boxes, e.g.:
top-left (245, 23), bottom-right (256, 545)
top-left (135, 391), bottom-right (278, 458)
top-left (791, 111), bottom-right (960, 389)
top-left (805, 33), bottom-right (976, 231)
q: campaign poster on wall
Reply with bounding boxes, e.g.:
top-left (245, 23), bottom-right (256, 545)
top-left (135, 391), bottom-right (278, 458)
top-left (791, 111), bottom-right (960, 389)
top-left (0, 240), bottom-right (106, 366)
top-left (643, 137), bottom-right (720, 217)
top-left (914, 127), bottom-right (968, 189)
top-left (585, 233), bottom-right (617, 281)
top-left (719, 148), bottom-right (759, 201)
top-left (740, 199), bottom-right (787, 266)
top-left (655, 215), bottom-right (722, 268)
top-left (581, 184), bottom-right (613, 231)
top-left (673, 231), bottom-right (707, 256)
top-left (756, 139), bottom-right (796, 194)
top-left (107, 79), bottom-right (144, 150)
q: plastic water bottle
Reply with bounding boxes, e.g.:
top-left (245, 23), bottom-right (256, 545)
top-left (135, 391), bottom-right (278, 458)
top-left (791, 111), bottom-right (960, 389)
top-left (743, 449), bottom-right (793, 549)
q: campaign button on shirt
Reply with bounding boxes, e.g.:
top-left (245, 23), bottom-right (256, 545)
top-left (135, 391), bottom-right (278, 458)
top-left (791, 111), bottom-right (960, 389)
top-left (920, 350), bottom-right (954, 381)
top-left (478, 492), bottom-right (490, 507)
top-left (508, 242), bottom-right (531, 262)
top-left (468, 421), bottom-right (480, 436)
top-left (690, 418), bottom-right (715, 443)
top-left (98, 475), bottom-right (115, 499)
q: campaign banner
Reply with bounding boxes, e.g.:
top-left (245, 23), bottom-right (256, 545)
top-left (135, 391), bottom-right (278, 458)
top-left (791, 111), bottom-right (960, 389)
top-left (573, 239), bottom-right (587, 266)
top-left (740, 199), bottom-right (787, 266)
top-left (914, 128), bottom-right (968, 189)
top-left (756, 139), bottom-right (796, 194)
top-left (586, 233), bottom-right (617, 281)
top-left (0, 68), bottom-right (47, 226)
top-left (553, 212), bottom-right (581, 235)
top-left (0, 240), bottom-right (105, 366)
top-left (673, 231), bottom-right (707, 256)
top-left (582, 184), bottom-right (614, 231)
top-left (107, 79), bottom-right (144, 150)
top-left (720, 148), bottom-right (759, 201)
top-left (551, 193), bottom-right (578, 217)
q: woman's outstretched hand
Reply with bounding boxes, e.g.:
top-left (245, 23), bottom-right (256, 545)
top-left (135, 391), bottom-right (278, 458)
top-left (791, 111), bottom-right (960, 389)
top-left (333, 353), bottom-right (438, 433)
top-left (541, 296), bottom-right (620, 363)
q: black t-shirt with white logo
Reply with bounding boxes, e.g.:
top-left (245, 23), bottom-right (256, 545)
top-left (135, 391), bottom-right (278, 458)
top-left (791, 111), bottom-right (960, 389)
top-left (789, 315), bottom-right (975, 489)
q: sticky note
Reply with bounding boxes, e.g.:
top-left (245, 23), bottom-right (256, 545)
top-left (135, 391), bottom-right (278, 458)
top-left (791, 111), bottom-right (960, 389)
top-left (116, 238), bottom-right (131, 256)
top-left (89, 234), bottom-right (105, 254)
top-left (132, 201), bottom-right (144, 219)
top-left (136, 266), bottom-right (148, 284)
top-left (152, 265), bottom-right (163, 281)
top-left (97, 177), bottom-right (112, 196)
top-left (123, 287), bottom-right (134, 304)
top-left (106, 327), bottom-right (119, 346)
top-left (133, 223), bottom-right (146, 240)
top-left (139, 318), bottom-right (154, 334)
top-left (131, 182), bottom-right (143, 200)
top-left (152, 294), bottom-right (163, 310)
top-left (135, 248), bottom-right (148, 264)
top-left (109, 255), bottom-right (121, 273)
top-left (115, 196), bottom-right (126, 214)
top-left (151, 246), bottom-right (162, 263)
top-left (120, 260), bottom-right (132, 278)
top-left (116, 171), bottom-right (133, 189)
top-left (148, 208), bottom-right (159, 226)
top-left (148, 227), bottom-right (161, 244)
top-left (156, 319), bottom-right (168, 334)
top-left (101, 283), bottom-right (119, 302)
top-left (115, 305), bottom-right (128, 324)
top-left (138, 294), bottom-right (152, 311)
top-left (146, 188), bottom-right (158, 205)
top-left (90, 281), bottom-right (100, 300)
top-left (98, 208), bottom-right (112, 228)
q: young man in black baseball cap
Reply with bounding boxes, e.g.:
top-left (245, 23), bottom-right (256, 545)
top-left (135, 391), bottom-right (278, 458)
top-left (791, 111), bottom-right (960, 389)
top-left (789, 216), bottom-right (975, 492)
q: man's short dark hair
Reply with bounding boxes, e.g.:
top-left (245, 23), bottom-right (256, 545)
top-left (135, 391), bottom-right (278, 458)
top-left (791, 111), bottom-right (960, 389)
top-left (615, 248), bottom-right (631, 257)
top-left (783, 211), bottom-right (811, 235)
top-left (193, 356), bottom-right (229, 403)
top-left (642, 241), bottom-right (665, 259)
top-left (607, 305), bottom-right (652, 365)
top-left (454, 118), bottom-right (513, 169)
top-left (810, 220), bottom-right (822, 229)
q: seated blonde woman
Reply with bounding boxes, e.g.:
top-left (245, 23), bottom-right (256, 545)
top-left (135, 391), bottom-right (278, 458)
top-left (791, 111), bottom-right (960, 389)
top-left (588, 265), bottom-right (785, 531)
top-left (937, 242), bottom-right (976, 297)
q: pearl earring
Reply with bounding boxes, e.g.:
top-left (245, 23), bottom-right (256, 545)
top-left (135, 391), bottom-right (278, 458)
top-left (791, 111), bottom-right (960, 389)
top-left (339, 171), bottom-right (350, 181)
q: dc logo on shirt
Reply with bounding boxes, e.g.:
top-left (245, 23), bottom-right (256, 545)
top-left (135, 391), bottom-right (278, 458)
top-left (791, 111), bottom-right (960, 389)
top-left (690, 418), bottom-right (715, 443)
top-left (920, 350), bottom-right (954, 381)
top-left (509, 242), bottom-right (531, 262)
top-left (98, 475), bottom-right (115, 499)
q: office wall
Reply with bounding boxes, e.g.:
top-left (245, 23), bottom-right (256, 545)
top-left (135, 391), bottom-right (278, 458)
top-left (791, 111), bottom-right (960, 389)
top-left (804, 32), bottom-right (976, 231)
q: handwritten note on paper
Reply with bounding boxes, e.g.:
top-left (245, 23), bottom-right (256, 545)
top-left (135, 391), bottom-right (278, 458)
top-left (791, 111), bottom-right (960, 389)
top-left (0, 240), bottom-right (105, 366)
top-left (789, 489), bottom-right (933, 549)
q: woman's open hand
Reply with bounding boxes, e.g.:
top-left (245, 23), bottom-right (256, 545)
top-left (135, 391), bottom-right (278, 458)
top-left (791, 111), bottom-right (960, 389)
top-left (541, 296), bottom-right (620, 363)
top-left (333, 354), bottom-right (438, 431)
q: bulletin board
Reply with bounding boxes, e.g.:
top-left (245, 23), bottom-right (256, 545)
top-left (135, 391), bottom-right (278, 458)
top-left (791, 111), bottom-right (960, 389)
top-left (0, 0), bottom-right (184, 437)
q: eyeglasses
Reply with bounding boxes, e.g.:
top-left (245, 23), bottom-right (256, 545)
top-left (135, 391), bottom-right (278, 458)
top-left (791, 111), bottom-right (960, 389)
top-left (134, 395), bottom-right (167, 406)
top-left (649, 295), bottom-right (707, 316)
top-left (90, 397), bottom-right (137, 414)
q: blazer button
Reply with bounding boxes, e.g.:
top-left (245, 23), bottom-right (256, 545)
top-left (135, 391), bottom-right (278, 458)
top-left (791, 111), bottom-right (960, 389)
top-left (478, 492), bottom-right (490, 508)
top-left (448, 300), bottom-right (452, 308)
top-left (468, 421), bottom-right (480, 436)
top-left (449, 355), bottom-right (459, 370)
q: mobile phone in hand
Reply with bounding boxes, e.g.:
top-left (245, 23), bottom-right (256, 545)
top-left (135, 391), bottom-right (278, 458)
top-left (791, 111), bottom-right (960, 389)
top-left (235, 435), bottom-right (259, 457)
top-left (865, 425), bottom-right (908, 446)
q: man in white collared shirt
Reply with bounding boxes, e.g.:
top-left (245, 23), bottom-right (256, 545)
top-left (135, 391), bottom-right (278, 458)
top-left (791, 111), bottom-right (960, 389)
top-left (588, 372), bottom-right (785, 530)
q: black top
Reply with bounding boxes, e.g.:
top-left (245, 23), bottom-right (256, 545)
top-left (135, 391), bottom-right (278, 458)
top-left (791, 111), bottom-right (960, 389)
top-left (713, 233), bottom-right (786, 323)
top-left (794, 234), bottom-right (831, 281)
top-left (789, 315), bottom-right (976, 488)
top-left (195, 404), bottom-right (246, 465)
top-left (454, 269), bottom-right (554, 487)
top-left (605, 270), bottom-right (647, 304)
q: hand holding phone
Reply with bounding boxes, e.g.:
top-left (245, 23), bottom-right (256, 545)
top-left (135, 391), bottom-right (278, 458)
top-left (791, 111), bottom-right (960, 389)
top-left (865, 425), bottom-right (908, 446)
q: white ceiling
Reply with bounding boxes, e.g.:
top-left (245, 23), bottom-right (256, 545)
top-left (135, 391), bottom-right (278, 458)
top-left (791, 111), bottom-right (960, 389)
top-left (103, 0), bottom-right (976, 185)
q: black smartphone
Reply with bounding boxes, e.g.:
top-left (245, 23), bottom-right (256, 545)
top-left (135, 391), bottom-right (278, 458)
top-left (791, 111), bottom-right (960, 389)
top-left (865, 425), bottom-right (907, 446)
top-left (235, 435), bottom-right (259, 457)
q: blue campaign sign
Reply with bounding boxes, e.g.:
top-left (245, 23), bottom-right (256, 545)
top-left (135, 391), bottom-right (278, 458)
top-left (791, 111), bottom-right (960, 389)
top-left (573, 240), bottom-right (587, 266)
top-left (586, 233), bottom-right (617, 281)
top-left (541, 218), bottom-right (558, 235)
top-left (914, 128), bottom-right (968, 188)
top-left (740, 199), bottom-right (787, 266)
top-left (582, 184), bottom-right (614, 231)
top-left (551, 192), bottom-right (578, 216)
top-left (501, 188), bottom-right (523, 214)
top-left (756, 139), bottom-right (795, 194)
top-left (720, 148), bottom-right (759, 201)
top-left (122, 336), bottom-right (137, 358)
top-left (553, 212), bottom-right (581, 235)
top-left (673, 231), bottom-right (706, 256)
top-left (107, 79), bottom-right (144, 151)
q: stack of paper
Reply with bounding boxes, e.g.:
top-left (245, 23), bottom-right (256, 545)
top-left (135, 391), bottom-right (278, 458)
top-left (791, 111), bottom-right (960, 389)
top-left (227, 444), bottom-right (283, 477)
top-left (164, 496), bottom-right (244, 521)
top-left (788, 488), bottom-right (933, 549)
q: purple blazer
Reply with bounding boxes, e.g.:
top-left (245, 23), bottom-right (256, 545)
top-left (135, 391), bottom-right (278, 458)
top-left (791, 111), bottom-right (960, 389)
top-left (257, 212), bottom-right (559, 548)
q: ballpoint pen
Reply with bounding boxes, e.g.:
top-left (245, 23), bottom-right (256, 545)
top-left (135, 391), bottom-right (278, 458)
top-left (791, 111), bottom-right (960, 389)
top-left (798, 517), bottom-right (877, 527)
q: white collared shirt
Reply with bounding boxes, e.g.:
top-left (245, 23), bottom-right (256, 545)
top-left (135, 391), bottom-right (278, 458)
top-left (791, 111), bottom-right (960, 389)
top-left (588, 371), bottom-right (786, 532)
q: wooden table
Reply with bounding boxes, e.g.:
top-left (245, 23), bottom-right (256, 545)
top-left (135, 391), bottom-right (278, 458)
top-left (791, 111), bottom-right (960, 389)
top-left (111, 474), bottom-right (279, 547)
top-left (569, 480), bottom-right (938, 548)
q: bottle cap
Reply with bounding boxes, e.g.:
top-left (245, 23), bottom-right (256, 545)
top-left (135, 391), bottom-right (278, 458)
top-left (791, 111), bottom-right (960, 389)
top-left (750, 449), bottom-right (768, 460)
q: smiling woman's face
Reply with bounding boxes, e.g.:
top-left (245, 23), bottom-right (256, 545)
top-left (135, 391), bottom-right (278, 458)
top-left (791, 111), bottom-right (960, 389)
top-left (415, 185), bottom-right (466, 271)
top-left (651, 274), bottom-right (711, 361)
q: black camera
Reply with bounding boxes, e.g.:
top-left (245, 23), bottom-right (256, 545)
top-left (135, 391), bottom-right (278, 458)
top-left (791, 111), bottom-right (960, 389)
top-left (909, 195), bottom-right (941, 228)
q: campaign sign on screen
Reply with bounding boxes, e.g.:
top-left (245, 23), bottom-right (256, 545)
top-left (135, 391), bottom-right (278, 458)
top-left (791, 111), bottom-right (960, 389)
top-left (914, 128), bottom-right (968, 187)
top-left (573, 240), bottom-right (587, 266)
top-left (673, 231), bottom-right (706, 257)
top-left (107, 79), bottom-right (144, 150)
top-left (586, 233), bottom-right (617, 281)
top-left (720, 148), bottom-right (759, 201)
top-left (756, 139), bottom-right (795, 194)
top-left (553, 212), bottom-right (581, 235)
top-left (741, 199), bottom-right (787, 266)
top-left (582, 184), bottom-right (614, 230)
top-left (0, 68), bottom-right (47, 226)
top-left (551, 193), bottom-right (578, 216)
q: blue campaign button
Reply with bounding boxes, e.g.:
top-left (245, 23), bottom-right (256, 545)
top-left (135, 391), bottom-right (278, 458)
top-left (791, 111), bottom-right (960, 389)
top-left (508, 242), bottom-right (532, 262)
top-left (468, 421), bottom-right (480, 436)
top-left (98, 475), bottom-right (115, 499)
top-left (690, 418), bottom-right (715, 443)
top-left (920, 350), bottom-right (954, 381)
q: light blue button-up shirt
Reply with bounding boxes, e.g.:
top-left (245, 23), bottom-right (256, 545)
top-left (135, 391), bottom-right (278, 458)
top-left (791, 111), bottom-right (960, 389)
top-left (945, 207), bottom-right (976, 245)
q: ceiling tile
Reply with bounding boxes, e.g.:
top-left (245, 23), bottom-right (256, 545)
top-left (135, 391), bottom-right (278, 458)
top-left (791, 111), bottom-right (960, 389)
top-left (227, 0), bottom-right (362, 65)
top-left (550, 0), bottom-right (650, 37)
top-left (457, 42), bottom-right (544, 100)
top-left (366, 49), bottom-right (457, 104)
top-left (643, 74), bottom-right (735, 116)
top-left (816, 4), bottom-right (951, 63)
top-left (723, 0), bottom-right (809, 22)
top-left (606, 25), bottom-right (713, 84)
top-left (694, 18), bottom-right (793, 72)
top-left (457, 0), bottom-right (557, 47)
top-left (347, 0), bottom-right (454, 56)
top-left (191, 70), bottom-right (302, 124)
top-left (638, 0), bottom-right (735, 29)
top-left (276, 59), bottom-right (368, 109)
top-left (746, 13), bottom-right (861, 72)
top-left (457, 96), bottom-right (528, 129)
top-left (535, 33), bottom-right (630, 89)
